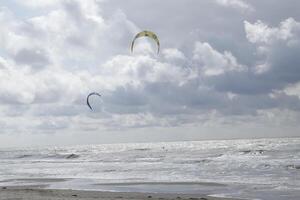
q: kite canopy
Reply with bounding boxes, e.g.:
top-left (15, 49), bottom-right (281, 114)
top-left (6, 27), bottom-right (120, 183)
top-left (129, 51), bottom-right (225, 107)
top-left (131, 30), bottom-right (160, 54)
top-left (86, 92), bottom-right (101, 111)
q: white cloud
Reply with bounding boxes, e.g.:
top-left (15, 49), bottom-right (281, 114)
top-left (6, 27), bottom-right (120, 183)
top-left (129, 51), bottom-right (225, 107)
top-left (102, 54), bottom-right (187, 85)
top-left (243, 18), bottom-right (300, 80)
top-left (162, 48), bottom-right (185, 61)
top-left (193, 42), bottom-right (246, 76)
top-left (0, 0), bottom-right (299, 144)
top-left (284, 82), bottom-right (300, 99)
top-left (244, 18), bottom-right (300, 45)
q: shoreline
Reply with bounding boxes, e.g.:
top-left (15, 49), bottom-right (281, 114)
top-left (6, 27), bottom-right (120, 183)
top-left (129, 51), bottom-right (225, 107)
top-left (0, 186), bottom-right (239, 200)
top-left (0, 179), bottom-right (232, 197)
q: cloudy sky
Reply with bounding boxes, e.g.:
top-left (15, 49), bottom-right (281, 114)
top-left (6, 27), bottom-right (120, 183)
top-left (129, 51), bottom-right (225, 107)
top-left (0, 0), bottom-right (300, 147)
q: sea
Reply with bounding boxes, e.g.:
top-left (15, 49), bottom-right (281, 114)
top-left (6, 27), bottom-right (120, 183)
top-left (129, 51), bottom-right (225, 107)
top-left (0, 137), bottom-right (299, 200)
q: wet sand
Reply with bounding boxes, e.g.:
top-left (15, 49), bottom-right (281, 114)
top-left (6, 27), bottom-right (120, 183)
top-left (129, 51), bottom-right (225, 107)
top-left (0, 186), bottom-right (238, 200)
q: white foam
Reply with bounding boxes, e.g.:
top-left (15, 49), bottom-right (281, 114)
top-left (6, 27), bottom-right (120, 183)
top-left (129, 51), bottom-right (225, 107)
top-left (0, 138), bottom-right (299, 199)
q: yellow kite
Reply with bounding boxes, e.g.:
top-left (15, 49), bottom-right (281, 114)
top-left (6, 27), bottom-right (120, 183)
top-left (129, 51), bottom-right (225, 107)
top-left (131, 31), bottom-right (160, 54)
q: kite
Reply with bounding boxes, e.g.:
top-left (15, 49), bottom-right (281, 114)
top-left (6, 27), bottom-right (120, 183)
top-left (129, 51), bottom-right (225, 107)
top-left (131, 30), bottom-right (160, 54)
top-left (86, 92), bottom-right (101, 111)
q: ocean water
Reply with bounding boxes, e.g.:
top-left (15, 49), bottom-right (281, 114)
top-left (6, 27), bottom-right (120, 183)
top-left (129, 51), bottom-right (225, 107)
top-left (0, 138), bottom-right (299, 200)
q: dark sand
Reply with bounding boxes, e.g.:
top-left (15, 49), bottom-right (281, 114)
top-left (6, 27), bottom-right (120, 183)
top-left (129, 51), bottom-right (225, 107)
top-left (0, 186), bottom-right (238, 200)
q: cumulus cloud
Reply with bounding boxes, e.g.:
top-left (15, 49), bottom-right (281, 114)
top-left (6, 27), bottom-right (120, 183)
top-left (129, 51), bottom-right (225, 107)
top-left (202, 18), bottom-right (300, 97)
top-left (193, 42), bottom-right (246, 76)
top-left (244, 18), bottom-right (300, 84)
top-left (0, 0), bottom-right (299, 142)
top-left (245, 18), bottom-right (300, 45)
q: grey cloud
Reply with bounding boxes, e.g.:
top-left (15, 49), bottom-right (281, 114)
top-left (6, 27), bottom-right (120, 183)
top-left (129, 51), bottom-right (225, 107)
top-left (14, 48), bottom-right (51, 69)
top-left (106, 85), bottom-right (147, 106)
top-left (1, 105), bottom-right (30, 117)
top-left (205, 19), bottom-right (300, 96)
top-left (32, 104), bottom-right (83, 117)
top-left (36, 119), bottom-right (69, 131)
top-left (247, 1), bottom-right (300, 25)
top-left (214, 0), bottom-right (253, 11)
top-left (104, 77), bottom-right (300, 121)
top-left (0, 0), bottom-right (300, 140)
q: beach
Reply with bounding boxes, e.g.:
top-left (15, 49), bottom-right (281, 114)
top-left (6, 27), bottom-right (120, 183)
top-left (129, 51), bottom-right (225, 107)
top-left (0, 186), bottom-right (237, 200)
top-left (0, 179), bottom-right (237, 200)
top-left (0, 138), bottom-right (299, 200)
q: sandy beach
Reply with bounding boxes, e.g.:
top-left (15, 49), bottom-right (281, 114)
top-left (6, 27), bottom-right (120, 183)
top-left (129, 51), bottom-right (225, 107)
top-left (0, 186), bottom-right (237, 200)
top-left (1, 138), bottom-right (299, 199)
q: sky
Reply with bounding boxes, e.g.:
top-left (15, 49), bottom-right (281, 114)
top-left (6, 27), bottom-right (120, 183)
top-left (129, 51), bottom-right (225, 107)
top-left (0, 0), bottom-right (300, 147)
